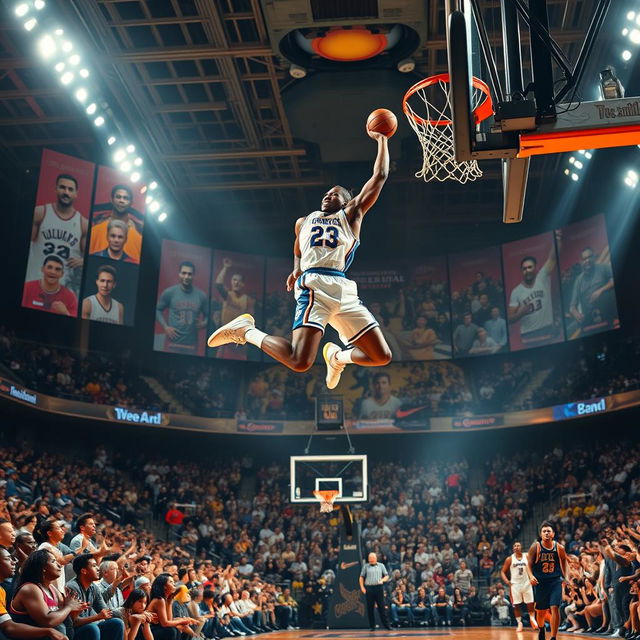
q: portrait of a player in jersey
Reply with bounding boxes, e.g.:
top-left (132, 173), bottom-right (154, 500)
top-left (208, 126), bottom-right (392, 389)
top-left (89, 164), bottom-right (146, 263)
top-left (23, 150), bottom-right (95, 312)
top-left (210, 253), bottom-right (262, 361)
top-left (503, 231), bottom-right (564, 352)
top-left (81, 265), bottom-right (124, 325)
top-left (558, 214), bottom-right (619, 340)
top-left (22, 255), bottom-right (78, 316)
top-left (90, 219), bottom-right (136, 263)
top-left (155, 240), bottom-right (211, 356)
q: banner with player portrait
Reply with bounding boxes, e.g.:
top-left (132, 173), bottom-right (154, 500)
top-left (154, 240), bottom-right (212, 357)
top-left (209, 250), bottom-right (264, 361)
top-left (81, 165), bottom-right (147, 326)
top-left (22, 149), bottom-right (95, 317)
top-left (502, 231), bottom-right (564, 352)
top-left (350, 262), bottom-right (408, 361)
top-left (449, 246), bottom-right (507, 357)
top-left (264, 256), bottom-right (296, 342)
top-left (558, 214), bottom-right (619, 340)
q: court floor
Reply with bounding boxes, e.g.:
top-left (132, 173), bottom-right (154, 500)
top-left (266, 629), bottom-right (596, 639)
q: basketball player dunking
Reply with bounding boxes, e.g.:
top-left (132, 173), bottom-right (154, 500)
top-left (501, 541), bottom-right (538, 632)
top-left (508, 230), bottom-right (562, 346)
top-left (207, 125), bottom-right (392, 389)
top-left (27, 174), bottom-right (88, 297)
top-left (528, 522), bottom-right (568, 640)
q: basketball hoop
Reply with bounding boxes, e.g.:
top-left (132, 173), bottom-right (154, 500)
top-left (313, 489), bottom-right (340, 513)
top-left (402, 73), bottom-right (493, 184)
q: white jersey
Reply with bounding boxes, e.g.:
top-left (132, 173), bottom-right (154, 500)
top-left (86, 294), bottom-right (122, 324)
top-left (298, 209), bottom-right (359, 273)
top-left (510, 553), bottom-right (530, 586)
top-left (28, 203), bottom-right (83, 289)
top-left (509, 267), bottom-right (553, 335)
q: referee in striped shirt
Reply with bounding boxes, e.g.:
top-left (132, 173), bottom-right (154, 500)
top-left (359, 552), bottom-right (391, 631)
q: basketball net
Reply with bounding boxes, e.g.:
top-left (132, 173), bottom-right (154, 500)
top-left (313, 489), bottom-right (340, 513)
top-left (403, 76), bottom-right (490, 184)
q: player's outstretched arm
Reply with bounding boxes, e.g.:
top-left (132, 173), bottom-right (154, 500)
top-left (345, 131), bottom-right (389, 224)
top-left (500, 557), bottom-right (511, 586)
top-left (527, 542), bottom-right (539, 585)
top-left (542, 229), bottom-right (561, 274)
top-left (286, 217), bottom-right (305, 292)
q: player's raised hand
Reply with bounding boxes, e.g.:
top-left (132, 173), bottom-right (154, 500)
top-left (366, 130), bottom-right (387, 142)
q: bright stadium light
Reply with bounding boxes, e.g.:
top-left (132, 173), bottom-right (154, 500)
top-left (623, 28), bottom-right (630, 36)
top-left (126, 144), bottom-right (135, 153)
top-left (68, 54), bottom-right (80, 66)
top-left (622, 50), bottom-right (632, 61)
top-left (34, 0), bottom-right (45, 9)
top-left (54, 28), bottom-right (63, 35)
top-left (149, 181), bottom-right (158, 190)
top-left (574, 160), bottom-right (584, 169)
top-left (107, 136), bottom-right (116, 145)
top-left (15, 4), bottom-right (29, 17)
top-left (564, 169), bottom-right (570, 175)
top-left (79, 68), bottom-right (89, 78)
top-left (133, 157), bottom-right (143, 166)
top-left (630, 30), bottom-right (640, 45)
top-left (24, 18), bottom-right (37, 31)
top-left (571, 173), bottom-right (579, 181)
top-left (61, 40), bottom-right (72, 53)
top-left (585, 152), bottom-right (593, 159)
top-left (74, 88), bottom-right (87, 102)
top-left (120, 161), bottom-right (132, 172)
top-left (149, 201), bottom-right (160, 213)
top-left (94, 116), bottom-right (105, 126)
top-left (158, 212), bottom-right (167, 222)
top-left (54, 61), bottom-right (64, 72)
top-left (60, 71), bottom-right (73, 85)
top-left (569, 156), bottom-right (575, 164)
top-left (38, 35), bottom-right (56, 58)
top-left (86, 103), bottom-right (96, 114)
top-left (113, 149), bottom-right (126, 162)
top-left (130, 172), bottom-right (140, 182)
top-left (145, 195), bottom-right (153, 204)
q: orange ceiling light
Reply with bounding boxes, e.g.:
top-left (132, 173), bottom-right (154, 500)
top-left (311, 28), bottom-right (388, 62)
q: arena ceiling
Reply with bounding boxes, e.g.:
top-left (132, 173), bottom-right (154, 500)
top-left (0, 0), bottom-right (618, 234)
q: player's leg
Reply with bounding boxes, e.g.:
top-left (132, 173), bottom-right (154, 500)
top-left (513, 603), bottom-right (523, 631)
top-left (526, 603), bottom-right (539, 629)
top-left (549, 605), bottom-right (560, 638)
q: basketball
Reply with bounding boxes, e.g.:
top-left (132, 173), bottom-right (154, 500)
top-left (366, 108), bottom-right (398, 138)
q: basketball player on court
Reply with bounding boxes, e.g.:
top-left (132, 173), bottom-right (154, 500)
top-left (81, 265), bottom-right (124, 324)
top-left (22, 255), bottom-right (78, 316)
top-left (208, 125), bottom-right (392, 389)
top-left (214, 258), bottom-right (255, 359)
top-left (27, 174), bottom-right (88, 298)
top-left (527, 522), bottom-right (568, 640)
top-left (501, 541), bottom-right (538, 632)
top-left (508, 231), bottom-right (561, 346)
top-left (156, 261), bottom-right (208, 354)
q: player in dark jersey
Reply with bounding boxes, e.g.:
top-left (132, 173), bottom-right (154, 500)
top-left (527, 521), bottom-right (568, 640)
top-left (156, 261), bottom-right (208, 354)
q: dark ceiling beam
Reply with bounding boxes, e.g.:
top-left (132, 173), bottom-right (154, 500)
top-left (145, 73), bottom-right (284, 85)
top-left (0, 115), bottom-right (77, 126)
top-left (4, 137), bottom-right (94, 146)
top-left (163, 148), bottom-right (307, 161)
top-left (182, 178), bottom-right (324, 191)
top-left (112, 44), bottom-right (273, 63)
top-left (153, 101), bottom-right (228, 112)
top-left (0, 88), bottom-right (63, 99)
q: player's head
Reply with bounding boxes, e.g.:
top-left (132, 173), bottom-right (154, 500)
top-left (41, 255), bottom-right (64, 284)
top-left (96, 265), bottom-right (117, 297)
top-left (367, 552), bottom-right (377, 564)
top-left (513, 541), bottom-right (522, 554)
top-left (178, 261), bottom-right (195, 289)
top-left (321, 185), bottom-right (352, 213)
top-left (55, 174), bottom-right (78, 207)
top-left (372, 372), bottom-right (391, 400)
top-left (581, 246), bottom-right (595, 273)
top-left (106, 219), bottom-right (128, 253)
top-left (111, 184), bottom-right (133, 215)
top-left (230, 272), bottom-right (245, 293)
top-left (539, 521), bottom-right (555, 541)
top-left (520, 256), bottom-right (538, 284)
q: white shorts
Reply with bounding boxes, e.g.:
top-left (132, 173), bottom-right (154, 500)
top-left (511, 583), bottom-right (534, 605)
top-left (292, 271), bottom-right (378, 346)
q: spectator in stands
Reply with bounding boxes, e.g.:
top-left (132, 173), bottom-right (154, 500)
top-left (0, 519), bottom-right (16, 549)
top-left (118, 589), bottom-right (154, 640)
top-left (14, 533), bottom-right (37, 571)
top-left (147, 574), bottom-right (193, 640)
top-left (454, 561), bottom-right (473, 595)
top-left (69, 514), bottom-right (108, 560)
top-left (432, 586), bottom-right (453, 626)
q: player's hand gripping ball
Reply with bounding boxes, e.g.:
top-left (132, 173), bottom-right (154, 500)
top-left (366, 108), bottom-right (398, 138)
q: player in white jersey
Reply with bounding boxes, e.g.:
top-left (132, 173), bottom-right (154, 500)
top-left (508, 230), bottom-right (561, 346)
top-left (27, 174), bottom-right (88, 298)
top-left (208, 125), bottom-right (392, 389)
top-left (501, 542), bottom-right (538, 632)
top-left (81, 265), bottom-right (124, 325)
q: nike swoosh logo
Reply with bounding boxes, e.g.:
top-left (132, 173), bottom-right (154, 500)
top-left (395, 406), bottom-right (428, 419)
top-left (340, 561), bottom-right (358, 570)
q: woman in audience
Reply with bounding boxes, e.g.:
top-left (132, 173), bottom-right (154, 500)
top-left (147, 574), bottom-right (196, 640)
top-left (10, 549), bottom-right (87, 636)
top-left (118, 588), bottom-right (155, 640)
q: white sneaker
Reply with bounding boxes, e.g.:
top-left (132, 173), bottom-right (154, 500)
top-left (323, 342), bottom-right (345, 389)
top-left (516, 621), bottom-right (523, 632)
top-left (207, 313), bottom-right (255, 348)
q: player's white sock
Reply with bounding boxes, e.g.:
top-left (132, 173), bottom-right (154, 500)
top-left (516, 616), bottom-right (522, 623)
top-left (335, 349), bottom-right (354, 364)
top-left (245, 328), bottom-right (267, 349)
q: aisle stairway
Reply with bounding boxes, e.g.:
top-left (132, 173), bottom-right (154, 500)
top-left (140, 375), bottom-right (186, 414)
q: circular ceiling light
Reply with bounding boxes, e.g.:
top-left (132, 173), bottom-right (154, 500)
top-left (311, 27), bottom-right (388, 62)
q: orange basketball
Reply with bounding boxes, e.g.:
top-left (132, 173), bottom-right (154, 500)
top-left (366, 108), bottom-right (397, 138)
